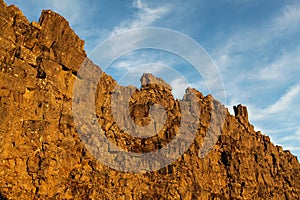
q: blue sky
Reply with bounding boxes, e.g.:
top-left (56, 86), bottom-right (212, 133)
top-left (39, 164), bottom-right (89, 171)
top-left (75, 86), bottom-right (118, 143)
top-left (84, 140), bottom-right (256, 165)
top-left (5, 0), bottom-right (300, 158)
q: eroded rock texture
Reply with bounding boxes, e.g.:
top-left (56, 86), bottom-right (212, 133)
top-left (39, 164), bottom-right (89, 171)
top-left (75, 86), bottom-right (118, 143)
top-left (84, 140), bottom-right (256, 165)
top-left (0, 1), bottom-right (299, 199)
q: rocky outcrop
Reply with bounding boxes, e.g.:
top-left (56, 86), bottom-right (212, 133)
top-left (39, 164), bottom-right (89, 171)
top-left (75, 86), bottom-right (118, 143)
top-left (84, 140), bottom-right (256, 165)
top-left (0, 1), bottom-right (299, 199)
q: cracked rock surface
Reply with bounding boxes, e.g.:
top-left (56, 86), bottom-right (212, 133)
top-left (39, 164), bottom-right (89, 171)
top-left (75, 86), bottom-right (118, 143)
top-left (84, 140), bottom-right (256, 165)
top-left (0, 1), bottom-right (299, 199)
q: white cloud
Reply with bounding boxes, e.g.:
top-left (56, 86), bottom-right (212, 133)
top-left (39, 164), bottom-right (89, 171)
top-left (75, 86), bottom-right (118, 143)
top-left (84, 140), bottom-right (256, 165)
top-left (279, 135), bottom-right (300, 142)
top-left (171, 78), bottom-right (191, 99)
top-left (282, 146), bottom-right (300, 151)
top-left (213, 1), bottom-right (300, 69)
top-left (249, 83), bottom-right (300, 121)
top-left (273, 3), bottom-right (300, 34)
top-left (108, 50), bottom-right (177, 72)
top-left (265, 84), bottom-right (300, 114)
top-left (278, 127), bottom-right (300, 142)
top-left (109, 0), bottom-right (170, 37)
top-left (257, 50), bottom-right (300, 81)
top-left (260, 127), bottom-right (296, 135)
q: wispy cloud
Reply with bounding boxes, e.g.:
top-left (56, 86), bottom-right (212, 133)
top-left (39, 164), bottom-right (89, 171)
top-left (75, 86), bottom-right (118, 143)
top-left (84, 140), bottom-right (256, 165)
top-left (213, 1), bottom-right (300, 68)
top-left (279, 135), bottom-right (300, 143)
top-left (170, 78), bottom-right (191, 98)
top-left (257, 49), bottom-right (300, 81)
top-left (273, 3), bottom-right (300, 34)
top-left (264, 84), bottom-right (300, 114)
top-left (89, 0), bottom-right (171, 67)
top-left (109, 0), bottom-right (170, 37)
top-left (250, 83), bottom-right (300, 121)
top-left (281, 146), bottom-right (300, 152)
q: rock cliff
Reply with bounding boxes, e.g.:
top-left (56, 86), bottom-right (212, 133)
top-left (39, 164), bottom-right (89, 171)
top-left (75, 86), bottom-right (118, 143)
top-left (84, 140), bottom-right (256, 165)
top-left (0, 1), bottom-right (299, 199)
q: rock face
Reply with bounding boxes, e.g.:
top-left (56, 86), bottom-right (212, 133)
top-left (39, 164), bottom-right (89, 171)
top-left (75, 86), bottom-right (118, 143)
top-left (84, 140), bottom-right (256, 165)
top-left (0, 1), bottom-right (299, 199)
